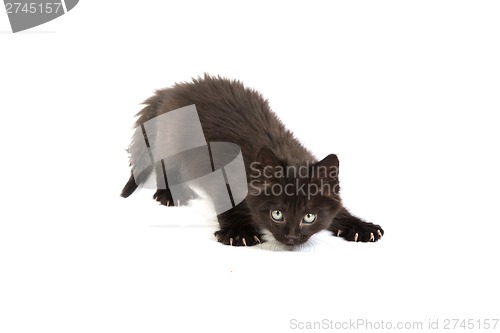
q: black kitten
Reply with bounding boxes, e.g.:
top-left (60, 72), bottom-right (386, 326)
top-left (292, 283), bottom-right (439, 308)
top-left (121, 74), bottom-right (384, 246)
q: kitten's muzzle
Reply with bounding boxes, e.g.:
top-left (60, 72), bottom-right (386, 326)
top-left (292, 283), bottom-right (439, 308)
top-left (285, 234), bottom-right (301, 245)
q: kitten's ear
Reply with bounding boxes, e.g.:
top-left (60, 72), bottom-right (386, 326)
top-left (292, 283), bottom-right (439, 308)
top-left (250, 147), bottom-right (280, 195)
top-left (312, 154), bottom-right (340, 197)
top-left (256, 147), bottom-right (280, 167)
top-left (314, 154), bottom-right (340, 179)
top-left (317, 154), bottom-right (339, 168)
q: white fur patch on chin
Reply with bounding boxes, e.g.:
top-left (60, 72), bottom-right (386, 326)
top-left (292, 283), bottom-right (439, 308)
top-left (256, 229), bottom-right (333, 252)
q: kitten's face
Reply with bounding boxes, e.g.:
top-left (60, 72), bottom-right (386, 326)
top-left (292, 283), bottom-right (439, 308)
top-left (247, 148), bottom-right (342, 246)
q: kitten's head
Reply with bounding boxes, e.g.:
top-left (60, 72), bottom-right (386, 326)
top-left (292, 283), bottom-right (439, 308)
top-left (247, 148), bottom-right (342, 246)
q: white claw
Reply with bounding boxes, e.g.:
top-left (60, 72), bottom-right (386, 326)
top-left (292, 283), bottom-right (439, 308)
top-left (242, 238), bottom-right (247, 246)
top-left (354, 233), bottom-right (359, 242)
top-left (254, 236), bottom-right (261, 244)
top-left (176, 200), bottom-right (180, 206)
top-left (370, 233), bottom-right (375, 242)
top-left (377, 230), bottom-right (383, 238)
top-left (229, 238), bottom-right (233, 246)
top-left (337, 230), bottom-right (342, 237)
top-left (166, 201), bottom-right (170, 206)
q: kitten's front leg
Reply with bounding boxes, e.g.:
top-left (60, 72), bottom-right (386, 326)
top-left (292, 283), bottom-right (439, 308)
top-left (215, 201), bottom-right (264, 246)
top-left (329, 207), bottom-right (384, 242)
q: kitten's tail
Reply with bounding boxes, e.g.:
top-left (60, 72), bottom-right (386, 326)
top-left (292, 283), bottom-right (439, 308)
top-left (121, 91), bottom-right (165, 198)
top-left (121, 173), bottom-right (138, 198)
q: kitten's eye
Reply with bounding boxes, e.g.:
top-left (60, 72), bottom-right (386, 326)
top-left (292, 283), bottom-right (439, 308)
top-left (270, 210), bottom-right (284, 222)
top-left (303, 213), bottom-right (316, 224)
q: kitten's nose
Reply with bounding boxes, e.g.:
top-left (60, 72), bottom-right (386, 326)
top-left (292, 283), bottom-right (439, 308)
top-left (285, 234), bottom-right (299, 240)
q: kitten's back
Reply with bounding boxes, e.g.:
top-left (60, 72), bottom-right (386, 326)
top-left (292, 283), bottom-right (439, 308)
top-left (133, 75), bottom-right (314, 168)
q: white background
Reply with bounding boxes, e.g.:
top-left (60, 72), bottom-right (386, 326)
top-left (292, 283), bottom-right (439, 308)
top-left (1, 1), bottom-right (499, 332)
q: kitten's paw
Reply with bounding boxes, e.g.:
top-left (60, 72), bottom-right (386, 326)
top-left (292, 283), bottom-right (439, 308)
top-left (214, 227), bottom-right (264, 246)
top-left (331, 223), bottom-right (384, 243)
top-left (153, 189), bottom-right (197, 207)
top-left (153, 189), bottom-right (175, 206)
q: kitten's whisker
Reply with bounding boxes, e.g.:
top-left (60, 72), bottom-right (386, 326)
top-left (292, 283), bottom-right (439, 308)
top-left (310, 237), bottom-right (333, 248)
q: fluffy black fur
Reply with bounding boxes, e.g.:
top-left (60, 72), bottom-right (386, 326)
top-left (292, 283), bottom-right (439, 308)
top-left (121, 75), bottom-right (384, 246)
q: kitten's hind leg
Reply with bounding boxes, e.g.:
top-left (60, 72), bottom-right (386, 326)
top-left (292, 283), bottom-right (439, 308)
top-left (215, 201), bottom-right (263, 246)
top-left (329, 207), bottom-right (384, 242)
